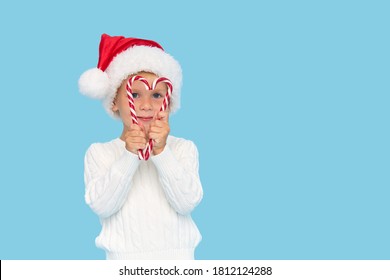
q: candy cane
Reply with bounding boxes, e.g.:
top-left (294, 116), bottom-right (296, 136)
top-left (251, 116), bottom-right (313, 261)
top-left (126, 75), bottom-right (173, 160)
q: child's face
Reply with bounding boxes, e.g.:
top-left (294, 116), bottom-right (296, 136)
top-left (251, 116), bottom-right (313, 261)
top-left (113, 72), bottom-right (168, 132)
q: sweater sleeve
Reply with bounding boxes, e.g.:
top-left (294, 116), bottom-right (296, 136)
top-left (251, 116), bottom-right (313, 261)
top-left (151, 139), bottom-right (203, 216)
top-left (84, 143), bottom-right (141, 218)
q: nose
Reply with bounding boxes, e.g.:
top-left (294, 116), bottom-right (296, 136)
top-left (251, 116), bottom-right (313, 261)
top-left (139, 96), bottom-right (152, 111)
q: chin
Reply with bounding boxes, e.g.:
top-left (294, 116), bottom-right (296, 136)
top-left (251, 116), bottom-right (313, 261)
top-left (141, 123), bottom-right (151, 132)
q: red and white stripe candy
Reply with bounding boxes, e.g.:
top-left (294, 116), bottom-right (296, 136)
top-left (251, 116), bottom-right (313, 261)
top-left (126, 75), bottom-right (173, 160)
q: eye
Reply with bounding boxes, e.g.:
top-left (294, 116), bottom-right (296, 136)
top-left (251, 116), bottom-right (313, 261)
top-left (131, 93), bottom-right (139, 98)
top-left (152, 93), bottom-right (163, 99)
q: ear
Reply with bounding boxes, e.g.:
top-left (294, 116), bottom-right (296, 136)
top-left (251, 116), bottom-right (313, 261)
top-left (111, 97), bottom-right (119, 112)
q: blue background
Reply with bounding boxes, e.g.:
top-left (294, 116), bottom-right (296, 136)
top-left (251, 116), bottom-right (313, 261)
top-left (0, 0), bottom-right (389, 260)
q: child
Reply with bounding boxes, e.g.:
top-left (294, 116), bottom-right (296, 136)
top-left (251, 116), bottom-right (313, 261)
top-left (78, 34), bottom-right (203, 260)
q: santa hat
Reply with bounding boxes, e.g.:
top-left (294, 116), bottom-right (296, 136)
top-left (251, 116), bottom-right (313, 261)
top-left (79, 34), bottom-right (182, 118)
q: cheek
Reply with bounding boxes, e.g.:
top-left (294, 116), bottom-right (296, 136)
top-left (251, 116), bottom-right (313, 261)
top-left (118, 98), bottom-right (129, 110)
top-left (115, 98), bottom-right (130, 115)
top-left (153, 99), bottom-right (164, 110)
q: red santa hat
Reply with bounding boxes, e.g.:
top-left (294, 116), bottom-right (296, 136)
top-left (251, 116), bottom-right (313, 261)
top-left (79, 34), bottom-right (182, 118)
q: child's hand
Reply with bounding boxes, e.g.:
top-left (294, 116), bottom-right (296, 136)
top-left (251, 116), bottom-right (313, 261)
top-left (123, 123), bottom-right (147, 155)
top-left (149, 111), bottom-right (170, 155)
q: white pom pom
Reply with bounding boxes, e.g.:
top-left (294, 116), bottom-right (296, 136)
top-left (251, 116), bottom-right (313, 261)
top-left (78, 68), bottom-right (110, 99)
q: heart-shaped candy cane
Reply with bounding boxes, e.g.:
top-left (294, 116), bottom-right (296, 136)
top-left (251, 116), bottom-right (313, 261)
top-left (126, 75), bottom-right (173, 160)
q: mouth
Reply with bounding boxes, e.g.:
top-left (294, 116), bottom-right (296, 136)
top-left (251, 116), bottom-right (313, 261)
top-left (137, 116), bottom-right (153, 122)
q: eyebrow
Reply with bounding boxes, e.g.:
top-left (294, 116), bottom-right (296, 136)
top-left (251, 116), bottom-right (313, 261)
top-left (128, 83), bottom-right (167, 93)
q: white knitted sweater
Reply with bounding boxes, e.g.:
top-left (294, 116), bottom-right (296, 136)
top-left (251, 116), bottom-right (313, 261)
top-left (84, 136), bottom-right (203, 260)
